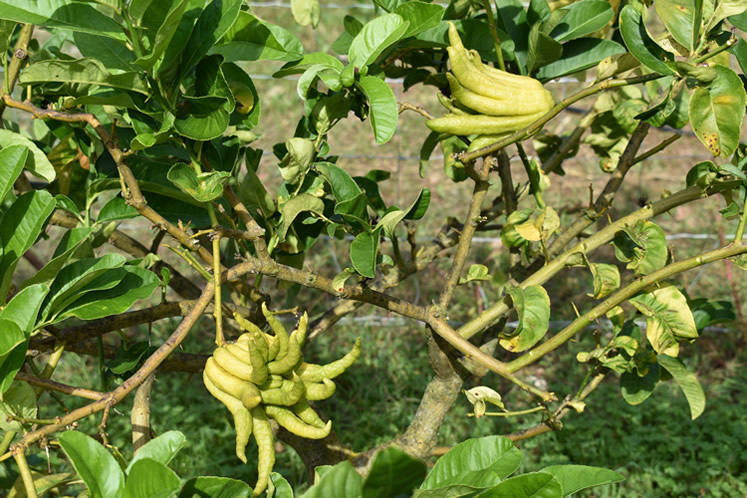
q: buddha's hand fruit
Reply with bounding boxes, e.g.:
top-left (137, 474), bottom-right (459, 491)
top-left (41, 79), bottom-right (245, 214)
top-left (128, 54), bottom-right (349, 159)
top-left (202, 304), bottom-right (361, 496)
top-left (426, 22), bottom-right (554, 137)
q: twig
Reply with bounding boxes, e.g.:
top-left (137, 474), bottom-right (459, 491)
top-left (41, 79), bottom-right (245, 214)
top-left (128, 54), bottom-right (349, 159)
top-left (16, 372), bottom-right (104, 401)
top-left (132, 373), bottom-right (156, 453)
top-left (12, 447), bottom-right (38, 498)
top-left (480, 0), bottom-right (506, 71)
top-left (507, 240), bottom-right (747, 372)
top-left (0, 24), bottom-right (33, 119)
top-left (630, 134), bottom-right (681, 166)
top-left (399, 102), bottom-right (433, 120)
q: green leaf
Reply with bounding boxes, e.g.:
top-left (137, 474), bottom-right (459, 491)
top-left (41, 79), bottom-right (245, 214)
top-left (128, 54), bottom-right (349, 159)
top-left (127, 431), bottom-right (187, 474)
top-left (527, 23), bottom-right (562, 74)
top-left (540, 465), bottom-right (625, 496)
top-left (239, 149), bottom-right (275, 216)
top-left (167, 163), bottom-right (231, 203)
top-left (495, 0), bottom-right (530, 73)
top-left (280, 193), bottom-right (325, 240)
top-left (316, 162), bottom-right (363, 202)
top-left (0, 0), bottom-right (125, 39)
top-left (20, 58), bottom-right (149, 94)
top-left (536, 38), bottom-right (625, 81)
top-left (419, 131), bottom-right (441, 178)
top-left (40, 254), bottom-right (127, 321)
top-left (179, 476), bottom-right (252, 498)
top-left (500, 286), bottom-right (551, 352)
top-left (612, 220), bottom-right (667, 276)
top-left (588, 263), bottom-right (620, 299)
top-left (173, 56), bottom-right (233, 141)
top-left (135, 0), bottom-right (190, 69)
top-left (332, 268), bottom-right (357, 293)
top-left (349, 13), bottom-right (409, 69)
top-left (0, 145), bottom-right (28, 202)
top-left (0, 380), bottom-right (37, 431)
top-left (655, 0), bottom-right (696, 51)
top-left (356, 75), bottom-right (399, 144)
top-left (705, 0), bottom-right (747, 33)
top-left (657, 354), bottom-right (706, 419)
top-left (690, 299), bottom-right (735, 331)
top-left (123, 458), bottom-right (181, 498)
top-left (269, 473), bottom-right (294, 498)
top-left (212, 11), bottom-right (303, 62)
top-left (351, 231), bottom-right (379, 278)
top-left (279, 138), bottom-right (316, 184)
top-left (421, 436), bottom-right (521, 490)
top-left (393, 2), bottom-right (444, 38)
top-left (404, 187), bottom-right (430, 220)
top-left (459, 264), bottom-right (491, 285)
top-left (274, 52), bottom-right (345, 78)
top-left (620, 363), bottom-right (660, 405)
top-left (57, 266), bottom-right (160, 321)
top-left (58, 431), bottom-right (125, 498)
top-left (688, 65), bottom-right (746, 158)
top-left (73, 32), bottom-right (139, 72)
top-left (179, 0), bottom-right (243, 78)
top-left (302, 461), bottom-right (363, 498)
top-left (98, 196), bottom-right (139, 223)
top-left (363, 446), bottom-right (427, 498)
top-left (0, 284), bottom-right (48, 336)
top-left (629, 282), bottom-right (699, 357)
top-left (0, 130), bottom-right (56, 182)
top-left (0, 319), bottom-right (26, 385)
top-left (476, 471), bottom-right (561, 497)
top-left (292, 0), bottom-right (320, 27)
top-left (619, 5), bottom-right (675, 75)
top-left (0, 190), bottom-right (56, 300)
top-left (20, 228), bottom-right (93, 291)
top-left (551, 0), bottom-right (613, 43)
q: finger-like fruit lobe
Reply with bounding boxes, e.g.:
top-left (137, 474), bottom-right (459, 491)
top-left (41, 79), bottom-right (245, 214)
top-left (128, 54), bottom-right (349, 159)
top-left (202, 305), bottom-right (361, 495)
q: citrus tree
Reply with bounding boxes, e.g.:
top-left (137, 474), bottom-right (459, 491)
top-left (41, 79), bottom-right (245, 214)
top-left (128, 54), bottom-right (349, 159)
top-left (0, 0), bottom-right (745, 496)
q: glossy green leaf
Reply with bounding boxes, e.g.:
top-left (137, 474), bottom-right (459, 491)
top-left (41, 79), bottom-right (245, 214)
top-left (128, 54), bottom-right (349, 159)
top-left (539, 465), bottom-right (625, 496)
top-left (274, 52), bottom-right (345, 78)
top-left (179, 476), bottom-right (252, 498)
top-left (0, 318), bottom-right (25, 379)
top-left (588, 263), bottom-right (620, 299)
top-left (500, 285), bottom-right (551, 352)
top-left (279, 138), bottom-right (315, 184)
top-left (419, 131), bottom-right (441, 178)
top-left (8, 471), bottom-right (77, 498)
top-left (280, 193), bottom-right (325, 239)
top-left (495, 0), bottom-right (530, 73)
top-left (135, 0), bottom-right (190, 69)
top-left (688, 65), bottom-right (746, 158)
top-left (620, 363), bottom-right (660, 405)
top-left (292, 0), bottom-right (320, 27)
top-left (332, 15), bottom-right (364, 55)
top-left (536, 38), bottom-right (625, 81)
top-left (612, 220), bottom-right (667, 276)
top-left (239, 149), bottom-right (275, 216)
top-left (421, 436), bottom-right (521, 490)
top-left (657, 354), bottom-right (705, 419)
top-left (20, 58), bottom-right (149, 94)
top-left (655, 0), bottom-right (696, 51)
top-left (0, 190), bottom-right (56, 300)
top-left (212, 11), bottom-right (303, 62)
top-left (528, 23), bottom-right (562, 74)
top-left (58, 430), bottom-right (125, 498)
top-left (0, 20), bottom-right (14, 55)
top-left (705, 0), bottom-right (746, 33)
top-left (619, 6), bottom-right (675, 75)
top-left (332, 268), bottom-right (357, 293)
top-left (393, 1), bottom-right (444, 38)
top-left (0, 145), bottom-right (28, 202)
top-left (316, 162), bottom-right (363, 202)
top-left (1, 284), bottom-right (48, 336)
top-left (0, 130), bottom-right (56, 181)
top-left (302, 461), bottom-right (363, 498)
top-left (356, 75), bottom-right (398, 144)
top-left (0, 0), bottom-right (125, 39)
top-left (689, 299), bottom-right (735, 331)
top-left (351, 231), bottom-right (379, 278)
top-left (167, 163), bottom-right (231, 203)
top-left (476, 471), bottom-right (561, 497)
top-left (98, 196), bottom-right (139, 223)
top-left (123, 458), bottom-right (181, 498)
top-left (179, 0), bottom-right (243, 78)
top-left (349, 13), bottom-right (409, 69)
top-left (629, 282), bottom-right (699, 357)
top-left (297, 64), bottom-right (343, 98)
top-left (73, 32), bottom-right (139, 72)
top-left (40, 254), bottom-right (127, 321)
top-left (127, 431), bottom-right (187, 474)
top-left (58, 266), bottom-right (160, 321)
top-left (363, 446), bottom-right (427, 498)
top-left (551, 0), bottom-right (613, 43)
top-left (0, 380), bottom-right (37, 431)
top-left (20, 228), bottom-right (93, 291)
